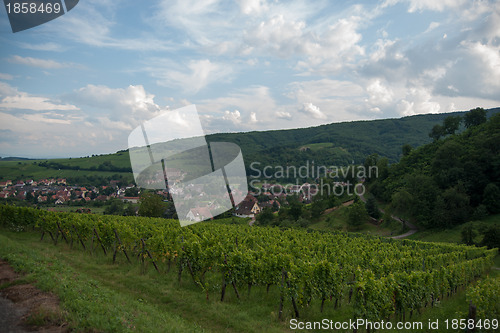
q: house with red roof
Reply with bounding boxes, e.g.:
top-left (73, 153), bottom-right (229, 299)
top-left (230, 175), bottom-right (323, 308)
top-left (186, 207), bottom-right (213, 222)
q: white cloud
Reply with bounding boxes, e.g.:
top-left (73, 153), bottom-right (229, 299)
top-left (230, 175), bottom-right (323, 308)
top-left (199, 85), bottom-right (276, 116)
top-left (244, 14), bottom-right (308, 58)
top-left (366, 80), bottom-right (394, 106)
top-left (463, 41), bottom-right (500, 92)
top-left (296, 16), bottom-right (365, 74)
top-left (396, 87), bottom-right (441, 116)
top-left (8, 55), bottom-right (73, 69)
top-left (406, 0), bottom-right (467, 13)
top-left (300, 102), bottom-right (326, 119)
top-left (0, 83), bottom-right (171, 157)
top-left (249, 111), bottom-right (258, 123)
top-left (0, 73), bottom-right (13, 80)
top-left (23, 113), bottom-right (74, 125)
top-left (44, 1), bottom-right (174, 51)
top-left (150, 59), bottom-right (233, 94)
top-left (0, 83), bottom-right (78, 111)
top-left (238, 0), bottom-right (268, 15)
top-left (17, 42), bottom-right (64, 52)
top-left (0, 95), bottom-right (79, 111)
top-left (0, 82), bottom-right (18, 96)
top-left (288, 79), bottom-right (365, 101)
top-left (276, 111), bottom-right (292, 119)
top-left (197, 85), bottom-right (288, 132)
top-left (424, 22), bottom-right (440, 33)
top-left (383, 0), bottom-right (467, 12)
top-left (2, 0), bottom-right (500, 158)
top-left (154, 0), bottom-right (238, 49)
top-left (222, 110), bottom-right (242, 124)
top-left (67, 84), bottom-right (162, 124)
top-left (369, 39), bottom-right (398, 62)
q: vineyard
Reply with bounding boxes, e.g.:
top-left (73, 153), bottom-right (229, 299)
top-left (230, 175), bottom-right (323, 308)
top-left (0, 205), bottom-right (497, 330)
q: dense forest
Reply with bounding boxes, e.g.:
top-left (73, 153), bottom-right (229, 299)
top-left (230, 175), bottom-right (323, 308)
top-left (2, 108), bottom-right (498, 185)
top-left (365, 108), bottom-right (500, 234)
top-left (208, 108), bottom-right (500, 178)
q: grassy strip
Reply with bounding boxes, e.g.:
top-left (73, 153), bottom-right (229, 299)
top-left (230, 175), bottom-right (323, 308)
top-left (408, 214), bottom-right (500, 244)
top-left (0, 230), bottom-right (292, 332)
top-left (0, 231), bottom-right (206, 333)
top-left (1, 229), bottom-right (497, 333)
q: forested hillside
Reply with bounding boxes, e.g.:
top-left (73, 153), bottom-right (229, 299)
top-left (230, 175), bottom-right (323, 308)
top-left (209, 108), bottom-right (499, 172)
top-left (366, 109), bottom-right (500, 232)
top-left (1, 108), bottom-right (498, 184)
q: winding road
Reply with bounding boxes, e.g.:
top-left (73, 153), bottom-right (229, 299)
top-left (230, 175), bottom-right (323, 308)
top-left (356, 183), bottom-right (418, 239)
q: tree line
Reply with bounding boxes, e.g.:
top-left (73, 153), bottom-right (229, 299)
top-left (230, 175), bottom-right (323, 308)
top-left (365, 108), bottom-right (499, 237)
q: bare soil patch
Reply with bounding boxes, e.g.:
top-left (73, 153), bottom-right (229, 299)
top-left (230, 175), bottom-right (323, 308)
top-left (0, 259), bottom-right (68, 332)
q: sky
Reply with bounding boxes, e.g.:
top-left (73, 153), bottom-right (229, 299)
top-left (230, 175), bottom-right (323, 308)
top-left (0, 0), bottom-right (499, 158)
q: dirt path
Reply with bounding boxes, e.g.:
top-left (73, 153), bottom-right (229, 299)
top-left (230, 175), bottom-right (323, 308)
top-left (322, 199), bottom-right (355, 215)
top-left (356, 183), bottom-right (418, 239)
top-left (0, 295), bottom-right (27, 333)
top-left (0, 259), bottom-right (67, 333)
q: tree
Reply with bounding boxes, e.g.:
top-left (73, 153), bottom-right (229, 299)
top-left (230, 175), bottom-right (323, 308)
top-left (402, 144), bottom-right (413, 157)
top-left (310, 198), bottom-right (326, 218)
top-left (289, 202), bottom-right (303, 221)
top-left (432, 141), bottom-right (464, 188)
top-left (125, 187), bottom-right (139, 197)
top-left (464, 107), bottom-right (487, 128)
top-left (434, 184), bottom-right (470, 227)
top-left (347, 201), bottom-right (368, 229)
top-left (390, 173), bottom-right (439, 226)
top-left (363, 154), bottom-right (379, 182)
top-left (483, 183), bottom-right (500, 214)
top-left (101, 186), bottom-right (115, 196)
top-left (480, 226), bottom-right (500, 249)
top-left (443, 115), bottom-right (462, 135)
top-left (104, 199), bottom-right (125, 215)
top-left (138, 192), bottom-right (166, 217)
top-left (256, 207), bottom-right (274, 225)
top-left (472, 205), bottom-right (488, 221)
top-left (164, 202), bottom-right (177, 219)
top-left (429, 124), bottom-right (444, 141)
top-left (296, 217), bottom-right (310, 228)
top-left (124, 202), bottom-right (137, 216)
top-left (461, 224), bottom-right (477, 246)
top-left (376, 157), bottom-right (389, 181)
top-left (391, 190), bottom-right (414, 216)
top-left (365, 197), bottom-right (381, 219)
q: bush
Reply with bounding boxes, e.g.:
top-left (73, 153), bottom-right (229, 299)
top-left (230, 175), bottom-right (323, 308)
top-left (466, 277), bottom-right (500, 325)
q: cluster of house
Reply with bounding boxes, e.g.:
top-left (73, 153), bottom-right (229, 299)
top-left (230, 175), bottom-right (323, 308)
top-left (2, 177), bottom-right (345, 222)
top-left (0, 178), bottom-right (148, 205)
top-left (185, 182), bottom-right (325, 222)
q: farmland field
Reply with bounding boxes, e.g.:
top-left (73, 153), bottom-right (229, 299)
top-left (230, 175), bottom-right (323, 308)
top-left (1, 205), bottom-right (498, 332)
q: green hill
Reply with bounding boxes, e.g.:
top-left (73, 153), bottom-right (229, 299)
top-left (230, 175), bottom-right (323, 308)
top-left (366, 109), bottom-right (500, 237)
top-left (1, 108), bottom-right (498, 185)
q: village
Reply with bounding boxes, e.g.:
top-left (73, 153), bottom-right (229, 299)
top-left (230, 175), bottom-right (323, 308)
top-left (0, 178), bottom-right (145, 205)
top-left (0, 177), bottom-right (348, 222)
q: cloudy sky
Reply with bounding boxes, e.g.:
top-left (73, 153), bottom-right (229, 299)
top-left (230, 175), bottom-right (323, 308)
top-left (0, 0), bottom-right (499, 158)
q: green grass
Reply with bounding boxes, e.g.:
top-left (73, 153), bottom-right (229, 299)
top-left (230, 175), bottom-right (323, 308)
top-left (0, 159), bottom-right (132, 182)
top-left (408, 214), bottom-right (500, 244)
top-left (40, 205), bottom-right (106, 214)
top-left (0, 230), bottom-right (293, 332)
top-left (309, 204), bottom-right (405, 237)
top-left (2, 228), bottom-right (495, 332)
top-left (298, 142), bottom-right (334, 151)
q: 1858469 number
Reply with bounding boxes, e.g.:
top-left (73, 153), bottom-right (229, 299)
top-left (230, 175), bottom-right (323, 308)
top-left (5, 1), bottom-right (61, 14)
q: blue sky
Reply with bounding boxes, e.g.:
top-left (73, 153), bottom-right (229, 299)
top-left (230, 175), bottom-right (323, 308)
top-left (0, 0), bottom-right (499, 158)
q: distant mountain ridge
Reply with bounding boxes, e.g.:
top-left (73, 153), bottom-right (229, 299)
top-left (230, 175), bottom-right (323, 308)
top-left (0, 107), bottom-right (498, 183)
top-left (0, 157), bottom-right (34, 161)
top-left (208, 108), bottom-right (500, 173)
